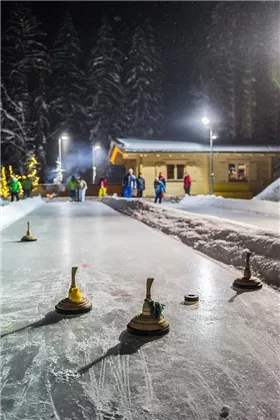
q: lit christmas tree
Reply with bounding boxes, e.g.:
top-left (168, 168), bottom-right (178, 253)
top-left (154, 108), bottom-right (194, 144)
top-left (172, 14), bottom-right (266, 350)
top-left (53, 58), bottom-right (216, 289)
top-left (0, 167), bottom-right (9, 198)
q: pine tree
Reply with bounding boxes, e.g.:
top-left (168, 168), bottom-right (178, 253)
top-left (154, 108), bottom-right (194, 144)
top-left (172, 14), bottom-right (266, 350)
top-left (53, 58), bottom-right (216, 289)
top-left (86, 17), bottom-right (123, 150)
top-left (192, 2), bottom-right (279, 144)
top-left (49, 12), bottom-right (87, 141)
top-left (1, 2), bottom-right (50, 174)
top-left (124, 22), bottom-right (163, 137)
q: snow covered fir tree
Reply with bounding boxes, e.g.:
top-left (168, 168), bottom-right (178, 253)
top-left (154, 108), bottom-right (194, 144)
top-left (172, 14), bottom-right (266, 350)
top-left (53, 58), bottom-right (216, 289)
top-left (124, 21), bottom-right (163, 137)
top-left (191, 2), bottom-right (280, 144)
top-left (49, 12), bottom-right (87, 147)
top-left (86, 18), bottom-right (123, 147)
top-left (1, 2), bottom-right (279, 184)
top-left (1, 2), bottom-right (50, 177)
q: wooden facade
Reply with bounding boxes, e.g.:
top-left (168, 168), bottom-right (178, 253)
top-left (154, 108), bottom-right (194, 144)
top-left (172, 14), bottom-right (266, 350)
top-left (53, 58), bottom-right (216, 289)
top-left (109, 139), bottom-right (280, 198)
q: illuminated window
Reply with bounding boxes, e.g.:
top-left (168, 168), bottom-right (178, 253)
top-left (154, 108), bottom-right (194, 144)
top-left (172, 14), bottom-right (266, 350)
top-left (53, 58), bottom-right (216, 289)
top-left (167, 165), bottom-right (175, 179)
top-left (177, 165), bottom-right (184, 180)
top-left (228, 163), bottom-right (248, 182)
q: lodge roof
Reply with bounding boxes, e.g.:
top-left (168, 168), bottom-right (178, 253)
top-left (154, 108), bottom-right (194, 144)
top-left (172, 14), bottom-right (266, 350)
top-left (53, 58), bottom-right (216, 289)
top-left (112, 138), bottom-right (280, 154)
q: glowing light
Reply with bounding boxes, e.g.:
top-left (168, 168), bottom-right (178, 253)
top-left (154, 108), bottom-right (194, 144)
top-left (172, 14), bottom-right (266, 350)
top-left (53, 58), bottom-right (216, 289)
top-left (201, 117), bottom-right (210, 125)
top-left (61, 134), bottom-right (68, 140)
top-left (211, 135), bottom-right (217, 140)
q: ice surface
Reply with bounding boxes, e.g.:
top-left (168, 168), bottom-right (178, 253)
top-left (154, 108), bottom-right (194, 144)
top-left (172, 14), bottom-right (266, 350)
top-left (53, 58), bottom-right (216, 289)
top-left (104, 198), bottom-right (280, 286)
top-left (1, 197), bottom-right (45, 231)
top-left (254, 178), bottom-right (280, 202)
top-left (1, 201), bottom-right (280, 420)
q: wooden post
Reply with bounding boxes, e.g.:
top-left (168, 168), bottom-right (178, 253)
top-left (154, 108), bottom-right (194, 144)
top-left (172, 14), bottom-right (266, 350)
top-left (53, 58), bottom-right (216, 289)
top-left (243, 252), bottom-right (251, 279)
top-left (146, 278), bottom-right (154, 300)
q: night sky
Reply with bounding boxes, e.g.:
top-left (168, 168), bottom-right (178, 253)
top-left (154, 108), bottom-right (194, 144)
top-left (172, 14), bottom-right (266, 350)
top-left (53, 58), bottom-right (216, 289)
top-left (2, 1), bottom-right (215, 139)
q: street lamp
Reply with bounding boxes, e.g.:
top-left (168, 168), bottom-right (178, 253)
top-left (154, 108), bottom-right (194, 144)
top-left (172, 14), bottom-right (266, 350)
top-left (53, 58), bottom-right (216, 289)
top-left (55, 133), bottom-right (68, 184)
top-left (201, 118), bottom-right (216, 195)
top-left (92, 144), bottom-right (101, 183)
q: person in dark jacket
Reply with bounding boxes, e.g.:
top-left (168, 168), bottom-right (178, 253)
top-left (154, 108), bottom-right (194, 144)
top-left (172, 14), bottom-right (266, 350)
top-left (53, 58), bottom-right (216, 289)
top-left (136, 173), bottom-right (145, 198)
top-left (183, 172), bottom-right (192, 195)
top-left (122, 169), bottom-right (136, 198)
top-left (154, 177), bottom-right (165, 204)
top-left (21, 176), bottom-right (33, 199)
top-left (68, 176), bottom-right (77, 201)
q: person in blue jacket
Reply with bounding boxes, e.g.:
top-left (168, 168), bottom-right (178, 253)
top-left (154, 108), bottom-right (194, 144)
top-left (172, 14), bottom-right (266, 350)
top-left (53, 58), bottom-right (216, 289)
top-left (154, 177), bottom-right (165, 204)
top-left (122, 168), bottom-right (136, 198)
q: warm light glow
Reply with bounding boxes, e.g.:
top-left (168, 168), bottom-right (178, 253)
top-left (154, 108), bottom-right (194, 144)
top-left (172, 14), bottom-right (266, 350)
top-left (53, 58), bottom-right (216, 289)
top-left (211, 135), bottom-right (217, 140)
top-left (201, 117), bottom-right (210, 125)
top-left (93, 144), bottom-right (101, 150)
top-left (61, 134), bottom-right (68, 140)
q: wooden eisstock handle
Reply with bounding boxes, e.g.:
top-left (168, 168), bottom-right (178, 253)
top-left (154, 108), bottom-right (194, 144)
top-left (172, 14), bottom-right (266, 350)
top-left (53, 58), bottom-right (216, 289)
top-left (27, 222), bottom-right (30, 235)
top-left (244, 251), bottom-right (251, 279)
top-left (146, 278), bottom-right (154, 300)
top-left (71, 267), bottom-right (78, 288)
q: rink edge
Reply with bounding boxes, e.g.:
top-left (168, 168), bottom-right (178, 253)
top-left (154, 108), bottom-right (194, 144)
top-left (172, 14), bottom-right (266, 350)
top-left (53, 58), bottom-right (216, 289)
top-left (103, 197), bottom-right (280, 288)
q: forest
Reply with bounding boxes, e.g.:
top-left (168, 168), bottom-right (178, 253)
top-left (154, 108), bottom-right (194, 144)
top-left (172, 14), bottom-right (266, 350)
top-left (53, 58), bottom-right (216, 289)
top-left (1, 2), bottom-right (279, 180)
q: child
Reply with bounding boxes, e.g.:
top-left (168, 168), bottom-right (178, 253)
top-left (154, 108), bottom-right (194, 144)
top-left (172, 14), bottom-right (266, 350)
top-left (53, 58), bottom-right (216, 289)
top-left (154, 177), bottom-right (165, 204)
top-left (98, 177), bottom-right (108, 197)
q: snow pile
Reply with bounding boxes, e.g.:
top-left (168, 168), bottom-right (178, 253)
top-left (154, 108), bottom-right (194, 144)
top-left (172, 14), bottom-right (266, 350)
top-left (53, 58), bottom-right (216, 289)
top-left (180, 194), bottom-right (280, 216)
top-left (0, 197), bottom-right (10, 206)
top-left (103, 197), bottom-right (280, 287)
top-left (1, 197), bottom-right (45, 230)
top-left (254, 178), bottom-right (280, 202)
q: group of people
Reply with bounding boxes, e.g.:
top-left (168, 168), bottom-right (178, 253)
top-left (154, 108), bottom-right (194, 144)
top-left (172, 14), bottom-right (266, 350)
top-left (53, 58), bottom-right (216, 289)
top-left (68, 176), bottom-right (88, 202)
top-left (121, 169), bottom-right (192, 203)
top-left (8, 176), bottom-right (34, 202)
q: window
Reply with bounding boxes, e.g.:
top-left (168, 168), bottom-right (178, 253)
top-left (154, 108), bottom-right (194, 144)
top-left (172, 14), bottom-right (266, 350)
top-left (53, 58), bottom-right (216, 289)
top-left (167, 165), bottom-right (174, 179)
top-left (228, 163), bottom-right (248, 182)
top-left (177, 165), bottom-right (184, 180)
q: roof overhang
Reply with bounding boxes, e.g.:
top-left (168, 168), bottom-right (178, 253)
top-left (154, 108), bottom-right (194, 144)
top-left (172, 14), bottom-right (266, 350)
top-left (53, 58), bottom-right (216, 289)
top-left (109, 138), bottom-right (280, 155)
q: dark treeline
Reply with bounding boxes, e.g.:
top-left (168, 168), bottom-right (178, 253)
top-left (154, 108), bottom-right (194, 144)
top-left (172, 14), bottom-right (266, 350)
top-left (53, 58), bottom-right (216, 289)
top-left (1, 2), bottom-right (279, 179)
top-left (1, 3), bottom-right (163, 177)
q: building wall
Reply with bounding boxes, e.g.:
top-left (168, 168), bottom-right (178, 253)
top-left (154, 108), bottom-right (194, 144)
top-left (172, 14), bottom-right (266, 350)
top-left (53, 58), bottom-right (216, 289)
top-left (139, 153), bottom-right (209, 196)
top-left (117, 150), bottom-right (279, 198)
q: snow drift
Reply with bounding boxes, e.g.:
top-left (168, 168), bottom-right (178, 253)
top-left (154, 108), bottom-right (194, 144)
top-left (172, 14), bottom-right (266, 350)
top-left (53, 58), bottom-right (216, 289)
top-left (1, 197), bottom-right (45, 230)
top-left (179, 194), bottom-right (280, 216)
top-left (103, 197), bottom-right (280, 287)
top-left (254, 178), bottom-right (280, 202)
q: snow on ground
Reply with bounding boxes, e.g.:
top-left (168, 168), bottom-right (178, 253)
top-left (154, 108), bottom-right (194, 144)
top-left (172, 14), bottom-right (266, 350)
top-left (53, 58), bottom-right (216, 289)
top-left (1, 201), bottom-right (280, 420)
top-left (179, 194), bottom-right (280, 216)
top-left (103, 198), bottom-right (280, 287)
top-left (0, 197), bottom-right (10, 206)
top-left (1, 197), bottom-right (45, 231)
top-left (254, 178), bottom-right (280, 202)
top-left (162, 197), bottom-right (280, 232)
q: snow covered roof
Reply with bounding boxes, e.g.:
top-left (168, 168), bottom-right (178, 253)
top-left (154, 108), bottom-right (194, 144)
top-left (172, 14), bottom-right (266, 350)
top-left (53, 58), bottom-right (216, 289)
top-left (113, 138), bottom-right (280, 154)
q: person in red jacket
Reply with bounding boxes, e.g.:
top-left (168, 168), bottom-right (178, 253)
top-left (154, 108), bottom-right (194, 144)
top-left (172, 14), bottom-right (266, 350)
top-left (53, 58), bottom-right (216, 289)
top-left (183, 172), bottom-right (192, 195)
top-left (98, 177), bottom-right (108, 197)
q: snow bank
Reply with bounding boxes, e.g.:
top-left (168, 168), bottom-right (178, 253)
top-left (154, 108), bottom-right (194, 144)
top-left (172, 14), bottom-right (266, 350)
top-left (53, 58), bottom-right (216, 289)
top-left (254, 178), bottom-right (280, 202)
top-left (103, 197), bottom-right (280, 287)
top-left (180, 194), bottom-right (280, 216)
top-left (1, 197), bottom-right (45, 230)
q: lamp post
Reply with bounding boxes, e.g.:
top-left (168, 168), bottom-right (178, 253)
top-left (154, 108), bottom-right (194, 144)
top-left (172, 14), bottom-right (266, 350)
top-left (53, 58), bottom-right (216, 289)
top-left (92, 144), bottom-right (101, 184)
top-left (54, 134), bottom-right (68, 184)
top-left (201, 118), bottom-right (216, 195)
